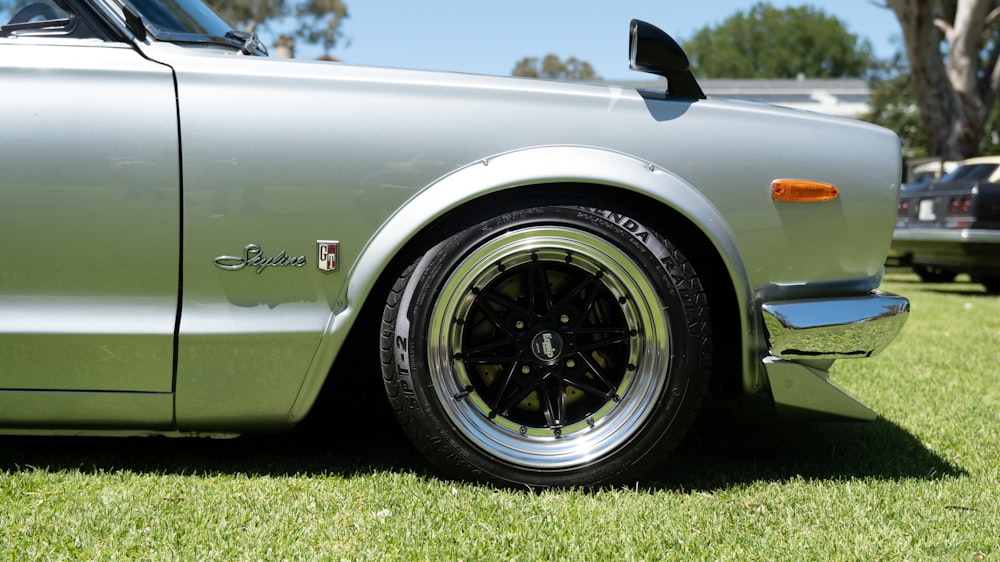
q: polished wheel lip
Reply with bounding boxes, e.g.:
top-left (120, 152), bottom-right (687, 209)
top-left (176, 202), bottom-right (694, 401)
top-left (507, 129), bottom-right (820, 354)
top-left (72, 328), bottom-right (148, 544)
top-left (427, 225), bottom-right (670, 469)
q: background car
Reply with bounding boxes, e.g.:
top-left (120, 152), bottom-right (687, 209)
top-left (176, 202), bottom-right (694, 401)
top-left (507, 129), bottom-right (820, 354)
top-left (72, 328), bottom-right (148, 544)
top-left (902, 159), bottom-right (958, 190)
top-left (891, 156), bottom-right (1000, 291)
top-left (1, 0), bottom-right (909, 487)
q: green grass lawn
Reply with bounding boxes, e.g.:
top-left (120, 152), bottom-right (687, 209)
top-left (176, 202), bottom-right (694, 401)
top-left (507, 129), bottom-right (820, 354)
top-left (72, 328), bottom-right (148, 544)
top-left (1, 271), bottom-right (997, 560)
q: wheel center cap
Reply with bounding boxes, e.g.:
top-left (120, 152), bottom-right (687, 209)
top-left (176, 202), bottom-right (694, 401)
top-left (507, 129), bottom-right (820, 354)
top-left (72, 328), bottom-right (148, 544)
top-left (530, 331), bottom-right (564, 364)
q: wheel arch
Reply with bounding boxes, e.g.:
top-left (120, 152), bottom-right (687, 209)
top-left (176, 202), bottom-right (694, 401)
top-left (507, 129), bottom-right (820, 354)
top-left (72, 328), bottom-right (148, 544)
top-left (289, 145), bottom-right (757, 421)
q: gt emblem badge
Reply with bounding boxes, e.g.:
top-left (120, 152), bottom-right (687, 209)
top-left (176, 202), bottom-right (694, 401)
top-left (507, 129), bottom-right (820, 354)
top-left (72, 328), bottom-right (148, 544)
top-left (317, 240), bottom-right (339, 272)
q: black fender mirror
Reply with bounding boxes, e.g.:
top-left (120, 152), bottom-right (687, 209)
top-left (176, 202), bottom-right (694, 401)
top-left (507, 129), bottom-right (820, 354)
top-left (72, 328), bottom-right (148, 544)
top-left (629, 19), bottom-right (705, 100)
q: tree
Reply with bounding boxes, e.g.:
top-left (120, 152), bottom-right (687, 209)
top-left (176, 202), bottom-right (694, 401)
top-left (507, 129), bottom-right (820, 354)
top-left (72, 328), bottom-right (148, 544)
top-left (865, 54), bottom-right (929, 156)
top-left (682, 2), bottom-right (874, 78)
top-left (207, 0), bottom-right (348, 52)
top-left (512, 55), bottom-right (598, 81)
top-left (881, 0), bottom-right (1000, 160)
top-left (864, 47), bottom-right (1000, 157)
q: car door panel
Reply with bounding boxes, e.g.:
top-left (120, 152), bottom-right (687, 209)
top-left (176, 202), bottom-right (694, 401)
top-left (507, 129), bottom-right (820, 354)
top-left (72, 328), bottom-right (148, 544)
top-left (0, 42), bottom-right (179, 394)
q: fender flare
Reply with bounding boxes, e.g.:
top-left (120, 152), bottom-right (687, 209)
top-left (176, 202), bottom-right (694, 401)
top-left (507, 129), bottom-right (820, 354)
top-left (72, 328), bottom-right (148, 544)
top-left (288, 145), bottom-right (759, 420)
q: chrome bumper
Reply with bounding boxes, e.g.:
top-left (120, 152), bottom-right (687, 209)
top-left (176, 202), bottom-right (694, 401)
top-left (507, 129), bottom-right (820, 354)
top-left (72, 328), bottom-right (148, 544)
top-left (761, 290), bottom-right (910, 360)
top-left (761, 291), bottom-right (909, 421)
top-left (893, 227), bottom-right (1000, 245)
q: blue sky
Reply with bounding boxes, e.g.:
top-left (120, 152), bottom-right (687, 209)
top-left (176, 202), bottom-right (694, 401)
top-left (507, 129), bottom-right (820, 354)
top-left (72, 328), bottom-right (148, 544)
top-left (264, 1), bottom-right (902, 79)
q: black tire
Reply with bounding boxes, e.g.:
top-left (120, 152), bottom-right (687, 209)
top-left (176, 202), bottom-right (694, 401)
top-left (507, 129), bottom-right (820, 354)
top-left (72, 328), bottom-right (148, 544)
top-left (914, 265), bottom-right (957, 283)
top-left (380, 205), bottom-right (712, 487)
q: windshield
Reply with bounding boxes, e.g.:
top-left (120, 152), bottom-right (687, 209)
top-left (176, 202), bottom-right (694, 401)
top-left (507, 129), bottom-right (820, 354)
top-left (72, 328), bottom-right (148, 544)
top-left (125, 0), bottom-right (230, 38)
top-left (941, 163), bottom-right (998, 183)
top-left (121, 0), bottom-right (265, 54)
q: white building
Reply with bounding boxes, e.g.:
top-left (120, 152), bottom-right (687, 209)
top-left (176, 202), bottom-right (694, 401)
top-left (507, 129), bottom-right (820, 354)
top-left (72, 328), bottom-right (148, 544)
top-left (612, 77), bottom-right (871, 119)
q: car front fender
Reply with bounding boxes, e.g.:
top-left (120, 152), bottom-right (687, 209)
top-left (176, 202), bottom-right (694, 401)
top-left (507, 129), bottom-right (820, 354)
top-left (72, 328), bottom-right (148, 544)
top-left (286, 145), bottom-right (762, 421)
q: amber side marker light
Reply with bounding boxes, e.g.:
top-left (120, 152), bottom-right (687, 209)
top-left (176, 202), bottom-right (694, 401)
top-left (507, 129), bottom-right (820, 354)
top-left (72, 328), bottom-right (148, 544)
top-left (771, 179), bottom-right (840, 202)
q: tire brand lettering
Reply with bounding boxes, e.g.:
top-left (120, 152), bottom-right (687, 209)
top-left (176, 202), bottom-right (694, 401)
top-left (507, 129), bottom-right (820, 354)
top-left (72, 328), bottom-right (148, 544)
top-left (579, 208), bottom-right (650, 243)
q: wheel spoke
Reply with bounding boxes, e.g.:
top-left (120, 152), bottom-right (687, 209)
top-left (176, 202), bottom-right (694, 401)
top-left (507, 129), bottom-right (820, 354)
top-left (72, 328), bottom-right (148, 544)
top-left (572, 332), bottom-right (630, 354)
top-left (472, 297), bottom-right (518, 339)
top-left (493, 375), bottom-right (543, 417)
top-left (462, 336), bottom-right (517, 359)
top-left (463, 353), bottom-right (520, 365)
top-left (562, 370), bottom-right (616, 400)
top-left (490, 361), bottom-right (520, 408)
top-left (480, 287), bottom-right (532, 318)
top-left (577, 352), bottom-right (619, 390)
top-left (540, 375), bottom-right (566, 428)
top-left (550, 275), bottom-right (598, 321)
top-left (574, 325), bottom-right (629, 334)
top-left (529, 261), bottom-right (555, 316)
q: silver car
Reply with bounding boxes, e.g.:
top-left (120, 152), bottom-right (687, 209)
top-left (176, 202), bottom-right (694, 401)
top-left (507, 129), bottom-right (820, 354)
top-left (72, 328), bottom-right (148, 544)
top-left (1, 0), bottom-right (908, 486)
